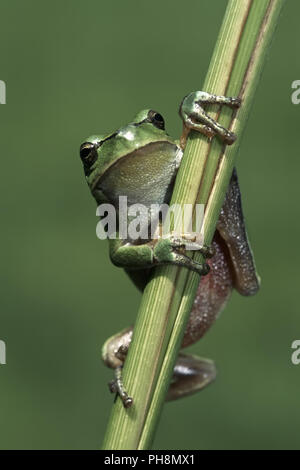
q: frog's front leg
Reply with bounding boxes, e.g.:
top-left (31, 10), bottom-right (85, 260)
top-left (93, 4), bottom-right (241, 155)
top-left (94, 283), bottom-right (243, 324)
top-left (180, 91), bottom-right (241, 145)
top-left (109, 235), bottom-right (212, 276)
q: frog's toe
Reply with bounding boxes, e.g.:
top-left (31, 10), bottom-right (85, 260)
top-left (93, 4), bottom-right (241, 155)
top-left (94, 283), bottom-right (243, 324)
top-left (108, 367), bottom-right (133, 408)
top-left (229, 97), bottom-right (242, 108)
top-left (108, 379), bottom-right (117, 394)
top-left (224, 130), bottom-right (237, 145)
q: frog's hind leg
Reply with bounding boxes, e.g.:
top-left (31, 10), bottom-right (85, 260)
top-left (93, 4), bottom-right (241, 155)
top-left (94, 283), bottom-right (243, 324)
top-left (102, 326), bottom-right (133, 369)
top-left (102, 327), bottom-right (133, 408)
top-left (167, 353), bottom-right (216, 401)
top-left (108, 365), bottom-right (133, 408)
top-left (102, 327), bottom-right (215, 406)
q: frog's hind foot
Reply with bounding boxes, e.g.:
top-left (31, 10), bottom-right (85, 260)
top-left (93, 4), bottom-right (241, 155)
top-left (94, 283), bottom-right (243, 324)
top-left (102, 327), bottom-right (216, 407)
top-left (108, 352), bottom-right (216, 406)
top-left (109, 366), bottom-right (133, 408)
top-left (102, 327), bottom-right (133, 408)
top-left (167, 353), bottom-right (216, 401)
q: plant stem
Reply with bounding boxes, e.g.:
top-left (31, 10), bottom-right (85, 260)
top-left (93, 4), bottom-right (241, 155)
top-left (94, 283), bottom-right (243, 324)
top-left (102, 0), bottom-right (284, 450)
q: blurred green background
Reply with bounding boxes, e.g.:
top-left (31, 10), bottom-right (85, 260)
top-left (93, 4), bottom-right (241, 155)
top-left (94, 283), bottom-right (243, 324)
top-left (0, 0), bottom-right (299, 450)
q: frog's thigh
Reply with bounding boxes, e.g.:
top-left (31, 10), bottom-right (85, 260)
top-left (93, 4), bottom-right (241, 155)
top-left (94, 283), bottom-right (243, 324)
top-left (182, 232), bottom-right (234, 348)
top-left (167, 353), bottom-right (216, 401)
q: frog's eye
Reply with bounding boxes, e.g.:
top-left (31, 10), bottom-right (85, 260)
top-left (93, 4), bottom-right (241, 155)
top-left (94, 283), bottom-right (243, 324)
top-left (147, 110), bottom-right (165, 130)
top-left (79, 142), bottom-right (98, 167)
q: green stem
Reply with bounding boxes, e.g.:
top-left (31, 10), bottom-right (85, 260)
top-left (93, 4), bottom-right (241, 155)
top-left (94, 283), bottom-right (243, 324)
top-left (102, 0), bottom-right (284, 450)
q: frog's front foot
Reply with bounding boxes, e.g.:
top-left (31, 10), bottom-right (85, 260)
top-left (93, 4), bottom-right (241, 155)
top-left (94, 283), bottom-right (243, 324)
top-left (180, 91), bottom-right (241, 146)
top-left (154, 237), bottom-right (213, 276)
top-left (169, 236), bottom-right (214, 258)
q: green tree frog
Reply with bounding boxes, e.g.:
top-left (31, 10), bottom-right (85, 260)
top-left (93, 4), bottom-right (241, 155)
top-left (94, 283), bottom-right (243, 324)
top-left (79, 91), bottom-right (260, 407)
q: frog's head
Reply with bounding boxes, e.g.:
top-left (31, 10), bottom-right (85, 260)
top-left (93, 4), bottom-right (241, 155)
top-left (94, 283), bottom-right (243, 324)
top-left (79, 109), bottom-right (178, 206)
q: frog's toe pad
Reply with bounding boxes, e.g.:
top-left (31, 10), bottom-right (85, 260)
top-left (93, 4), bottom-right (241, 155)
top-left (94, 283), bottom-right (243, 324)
top-left (230, 97), bottom-right (242, 108)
